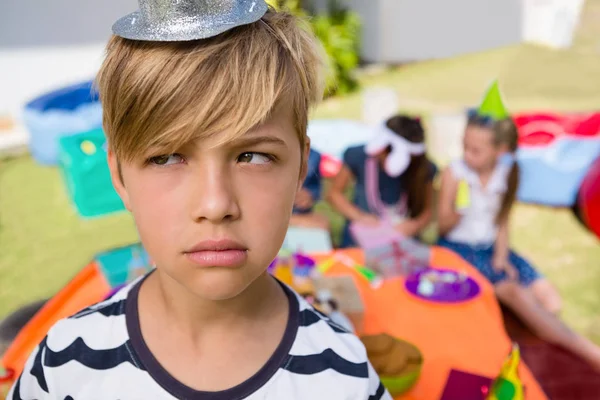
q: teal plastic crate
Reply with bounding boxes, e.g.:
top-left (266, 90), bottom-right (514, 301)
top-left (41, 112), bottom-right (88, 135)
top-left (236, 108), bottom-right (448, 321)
top-left (95, 243), bottom-right (152, 288)
top-left (58, 128), bottom-right (126, 218)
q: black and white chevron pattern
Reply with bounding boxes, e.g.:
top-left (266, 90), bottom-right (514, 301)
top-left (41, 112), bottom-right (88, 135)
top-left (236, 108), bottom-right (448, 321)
top-left (8, 278), bottom-right (391, 400)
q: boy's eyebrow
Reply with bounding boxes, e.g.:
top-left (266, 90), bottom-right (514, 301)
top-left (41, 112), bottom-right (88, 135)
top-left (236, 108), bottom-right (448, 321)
top-left (230, 135), bottom-right (288, 148)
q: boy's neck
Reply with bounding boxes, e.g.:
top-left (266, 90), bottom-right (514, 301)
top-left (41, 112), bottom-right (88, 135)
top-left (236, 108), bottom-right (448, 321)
top-left (135, 270), bottom-right (292, 391)
top-left (141, 270), bottom-right (287, 336)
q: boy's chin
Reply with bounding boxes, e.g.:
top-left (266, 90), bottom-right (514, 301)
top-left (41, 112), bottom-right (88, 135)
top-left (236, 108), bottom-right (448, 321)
top-left (181, 269), bottom-right (265, 301)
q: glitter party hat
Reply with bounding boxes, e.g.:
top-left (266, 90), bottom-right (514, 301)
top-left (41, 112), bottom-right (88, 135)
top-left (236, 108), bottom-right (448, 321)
top-left (112, 0), bottom-right (268, 41)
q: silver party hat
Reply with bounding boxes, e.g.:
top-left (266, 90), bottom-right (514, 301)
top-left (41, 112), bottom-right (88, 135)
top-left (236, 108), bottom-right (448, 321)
top-left (112, 0), bottom-right (269, 41)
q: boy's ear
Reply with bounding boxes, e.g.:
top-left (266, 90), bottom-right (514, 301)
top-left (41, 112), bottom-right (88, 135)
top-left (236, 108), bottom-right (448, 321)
top-left (298, 138), bottom-right (311, 190)
top-left (107, 148), bottom-right (132, 211)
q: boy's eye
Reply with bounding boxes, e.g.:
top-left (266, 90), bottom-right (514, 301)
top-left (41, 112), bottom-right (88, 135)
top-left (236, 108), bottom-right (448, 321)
top-left (148, 154), bottom-right (184, 166)
top-left (237, 152), bottom-right (272, 165)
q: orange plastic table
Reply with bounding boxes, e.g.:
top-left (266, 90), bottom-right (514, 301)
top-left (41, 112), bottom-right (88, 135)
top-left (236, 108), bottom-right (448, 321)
top-left (318, 247), bottom-right (547, 400)
top-left (2, 262), bottom-right (110, 378)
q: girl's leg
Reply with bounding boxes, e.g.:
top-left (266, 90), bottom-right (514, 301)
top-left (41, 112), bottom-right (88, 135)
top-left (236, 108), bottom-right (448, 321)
top-left (496, 281), bottom-right (600, 372)
top-left (508, 249), bottom-right (562, 314)
top-left (529, 278), bottom-right (562, 315)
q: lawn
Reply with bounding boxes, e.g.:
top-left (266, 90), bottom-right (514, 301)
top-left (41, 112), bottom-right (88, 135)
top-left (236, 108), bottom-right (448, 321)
top-left (1, 0), bottom-right (600, 344)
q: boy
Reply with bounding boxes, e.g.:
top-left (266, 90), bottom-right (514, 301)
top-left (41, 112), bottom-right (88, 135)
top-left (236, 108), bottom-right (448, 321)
top-left (8, 1), bottom-right (391, 399)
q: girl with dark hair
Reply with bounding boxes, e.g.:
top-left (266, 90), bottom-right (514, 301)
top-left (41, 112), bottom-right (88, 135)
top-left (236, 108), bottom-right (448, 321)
top-left (327, 114), bottom-right (437, 248)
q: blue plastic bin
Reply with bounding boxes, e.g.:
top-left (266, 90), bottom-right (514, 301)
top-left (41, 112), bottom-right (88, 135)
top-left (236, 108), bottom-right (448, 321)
top-left (517, 137), bottom-right (600, 207)
top-left (23, 80), bottom-right (103, 165)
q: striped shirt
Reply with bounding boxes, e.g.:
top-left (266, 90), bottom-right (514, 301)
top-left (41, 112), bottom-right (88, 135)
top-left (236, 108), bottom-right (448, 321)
top-left (8, 275), bottom-right (391, 400)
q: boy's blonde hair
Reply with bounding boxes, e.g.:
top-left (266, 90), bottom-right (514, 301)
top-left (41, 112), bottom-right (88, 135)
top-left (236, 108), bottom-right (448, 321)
top-left (96, 9), bottom-right (325, 163)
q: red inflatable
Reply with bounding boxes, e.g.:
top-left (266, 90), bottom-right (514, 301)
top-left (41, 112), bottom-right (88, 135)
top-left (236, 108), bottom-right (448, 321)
top-left (513, 112), bottom-right (600, 147)
top-left (579, 156), bottom-right (600, 240)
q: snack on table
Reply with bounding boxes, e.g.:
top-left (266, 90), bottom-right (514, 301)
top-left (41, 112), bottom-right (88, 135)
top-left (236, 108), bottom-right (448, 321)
top-left (361, 334), bottom-right (423, 377)
top-left (417, 279), bottom-right (435, 297)
top-left (361, 333), bottom-right (395, 354)
top-left (441, 272), bottom-right (457, 283)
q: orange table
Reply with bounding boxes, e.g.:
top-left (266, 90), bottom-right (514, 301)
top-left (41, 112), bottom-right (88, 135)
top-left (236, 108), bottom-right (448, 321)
top-left (319, 247), bottom-right (547, 400)
top-left (3, 248), bottom-right (547, 399)
top-left (2, 262), bottom-right (110, 378)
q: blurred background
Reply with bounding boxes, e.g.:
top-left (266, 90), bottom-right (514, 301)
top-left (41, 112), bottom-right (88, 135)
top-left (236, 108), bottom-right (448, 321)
top-left (0, 0), bottom-right (599, 372)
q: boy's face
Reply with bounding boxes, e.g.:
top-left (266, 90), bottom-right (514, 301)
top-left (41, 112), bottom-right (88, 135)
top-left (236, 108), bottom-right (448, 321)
top-left (108, 108), bottom-right (307, 301)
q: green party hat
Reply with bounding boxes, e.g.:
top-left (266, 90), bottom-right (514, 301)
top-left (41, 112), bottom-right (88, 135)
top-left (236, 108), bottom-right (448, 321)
top-left (477, 80), bottom-right (509, 120)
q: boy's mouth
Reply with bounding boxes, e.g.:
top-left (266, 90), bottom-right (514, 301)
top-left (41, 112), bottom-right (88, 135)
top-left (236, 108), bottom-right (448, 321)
top-left (184, 239), bottom-right (248, 268)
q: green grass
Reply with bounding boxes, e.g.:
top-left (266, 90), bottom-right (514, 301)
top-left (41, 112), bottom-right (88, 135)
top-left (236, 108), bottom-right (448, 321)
top-left (317, 0), bottom-right (600, 115)
top-left (0, 156), bottom-right (138, 317)
top-left (1, 0), bottom-right (600, 344)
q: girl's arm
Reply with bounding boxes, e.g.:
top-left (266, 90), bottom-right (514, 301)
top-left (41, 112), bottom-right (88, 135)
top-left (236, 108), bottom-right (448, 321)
top-left (493, 214), bottom-right (511, 264)
top-left (492, 215), bottom-right (518, 280)
top-left (326, 165), bottom-right (372, 222)
top-left (437, 166), bottom-right (462, 236)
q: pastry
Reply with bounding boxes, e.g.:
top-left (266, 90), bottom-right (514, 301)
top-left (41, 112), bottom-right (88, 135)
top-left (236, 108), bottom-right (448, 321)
top-left (380, 343), bottom-right (409, 375)
top-left (360, 334), bottom-right (423, 378)
top-left (361, 333), bottom-right (396, 355)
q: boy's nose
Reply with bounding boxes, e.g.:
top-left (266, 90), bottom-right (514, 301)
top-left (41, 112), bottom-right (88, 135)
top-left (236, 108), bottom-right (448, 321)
top-left (189, 164), bottom-right (241, 223)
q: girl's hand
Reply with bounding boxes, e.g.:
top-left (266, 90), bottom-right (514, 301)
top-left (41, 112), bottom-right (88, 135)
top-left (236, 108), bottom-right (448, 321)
top-left (395, 219), bottom-right (419, 237)
top-left (492, 254), bottom-right (518, 281)
top-left (355, 213), bottom-right (381, 227)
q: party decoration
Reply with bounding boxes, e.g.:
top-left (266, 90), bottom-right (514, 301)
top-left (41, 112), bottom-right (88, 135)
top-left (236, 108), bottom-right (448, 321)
top-left (316, 252), bottom-right (382, 287)
top-left (365, 239), bottom-right (430, 279)
top-left (112, 0), bottom-right (268, 42)
top-left (486, 344), bottom-right (524, 400)
top-left (477, 80), bottom-right (509, 120)
top-left (579, 156), bottom-right (600, 239)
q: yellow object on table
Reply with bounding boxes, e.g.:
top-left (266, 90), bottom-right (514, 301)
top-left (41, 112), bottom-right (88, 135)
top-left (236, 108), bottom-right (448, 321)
top-left (455, 180), bottom-right (471, 210)
top-left (273, 264), bottom-right (293, 286)
top-left (273, 252), bottom-right (294, 286)
top-left (486, 344), bottom-right (524, 400)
